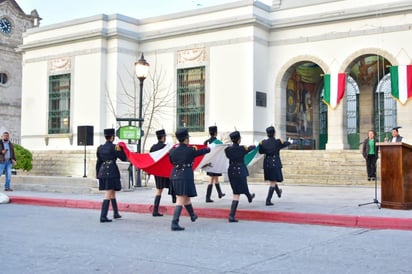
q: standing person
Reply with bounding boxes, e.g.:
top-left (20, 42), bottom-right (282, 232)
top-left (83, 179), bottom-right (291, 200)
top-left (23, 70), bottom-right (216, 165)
top-left (149, 129), bottom-right (175, 217)
top-left (384, 127), bottom-right (405, 143)
top-left (169, 128), bottom-right (210, 231)
top-left (258, 126), bottom-right (292, 206)
top-left (224, 131), bottom-right (256, 223)
top-left (362, 130), bottom-right (378, 181)
top-left (0, 131), bottom-right (17, 191)
top-left (204, 125), bottom-right (225, 202)
top-left (96, 128), bottom-right (128, 223)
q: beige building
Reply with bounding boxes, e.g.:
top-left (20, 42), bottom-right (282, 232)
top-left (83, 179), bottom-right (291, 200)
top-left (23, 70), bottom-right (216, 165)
top-left (0, 0), bottom-right (40, 140)
top-left (17, 0), bottom-right (412, 167)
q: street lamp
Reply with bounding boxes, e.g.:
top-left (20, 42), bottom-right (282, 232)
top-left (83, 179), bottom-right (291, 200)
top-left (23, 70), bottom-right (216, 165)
top-left (134, 52), bottom-right (150, 187)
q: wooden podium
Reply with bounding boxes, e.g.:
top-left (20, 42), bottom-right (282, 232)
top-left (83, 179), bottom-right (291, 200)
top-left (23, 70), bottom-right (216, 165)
top-left (377, 142), bottom-right (412, 210)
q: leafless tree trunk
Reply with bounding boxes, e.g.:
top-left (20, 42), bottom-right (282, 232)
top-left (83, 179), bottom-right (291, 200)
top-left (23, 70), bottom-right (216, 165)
top-left (105, 55), bottom-right (174, 152)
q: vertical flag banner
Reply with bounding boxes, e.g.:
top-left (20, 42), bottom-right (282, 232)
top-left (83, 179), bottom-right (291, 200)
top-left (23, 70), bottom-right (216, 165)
top-left (323, 73), bottom-right (346, 109)
top-left (390, 65), bottom-right (412, 105)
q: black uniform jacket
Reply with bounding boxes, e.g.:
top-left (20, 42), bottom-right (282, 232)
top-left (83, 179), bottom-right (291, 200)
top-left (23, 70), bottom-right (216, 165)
top-left (150, 141), bottom-right (167, 153)
top-left (259, 137), bottom-right (291, 169)
top-left (150, 141), bottom-right (171, 184)
top-left (169, 143), bottom-right (210, 181)
top-left (96, 141), bottom-right (127, 179)
top-left (225, 143), bottom-right (256, 178)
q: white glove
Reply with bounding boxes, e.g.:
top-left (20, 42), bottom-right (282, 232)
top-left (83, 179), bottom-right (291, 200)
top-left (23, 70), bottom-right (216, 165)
top-left (288, 138), bottom-right (294, 144)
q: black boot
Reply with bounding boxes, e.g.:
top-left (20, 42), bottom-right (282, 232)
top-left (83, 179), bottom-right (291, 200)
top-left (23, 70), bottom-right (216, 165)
top-left (215, 183), bottom-right (226, 199)
top-left (169, 185), bottom-right (177, 203)
top-left (184, 204), bottom-right (198, 222)
top-left (100, 199), bottom-right (112, 223)
top-left (246, 193), bottom-right (255, 203)
top-left (206, 184), bottom-right (214, 203)
top-left (152, 195), bottom-right (163, 217)
top-left (111, 198), bottom-right (122, 219)
top-left (171, 206), bottom-right (185, 231)
top-left (228, 200), bottom-right (239, 222)
top-left (266, 187), bottom-right (275, 206)
top-left (274, 184), bottom-right (282, 198)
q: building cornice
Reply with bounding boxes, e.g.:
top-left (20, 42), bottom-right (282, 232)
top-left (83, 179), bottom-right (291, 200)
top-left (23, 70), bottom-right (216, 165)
top-left (270, 1), bottom-right (412, 30)
top-left (17, 0), bottom-right (412, 51)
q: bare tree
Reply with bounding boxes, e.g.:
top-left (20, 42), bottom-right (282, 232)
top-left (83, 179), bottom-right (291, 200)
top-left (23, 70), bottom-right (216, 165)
top-left (141, 60), bottom-right (175, 150)
top-left (105, 55), bottom-right (174, 152)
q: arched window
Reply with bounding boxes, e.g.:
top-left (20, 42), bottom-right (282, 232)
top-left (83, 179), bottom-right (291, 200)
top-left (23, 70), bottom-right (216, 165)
top-left (346, 76), bottom-right (360, 148)
top-left (375, 73), bottom-right (397, 141)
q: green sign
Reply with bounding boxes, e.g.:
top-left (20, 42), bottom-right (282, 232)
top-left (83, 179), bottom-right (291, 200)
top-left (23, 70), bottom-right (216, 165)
top-left (119, 126), bottom-right (140, 140)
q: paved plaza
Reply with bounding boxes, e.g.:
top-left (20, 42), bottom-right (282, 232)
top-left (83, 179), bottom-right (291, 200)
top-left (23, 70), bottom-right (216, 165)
top-left (1, 183), bottom-right (412, 273)
top-left (1, 203), bottom-right (411, 274)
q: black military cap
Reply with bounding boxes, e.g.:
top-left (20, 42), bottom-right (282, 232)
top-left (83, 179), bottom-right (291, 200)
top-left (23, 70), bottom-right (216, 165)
top-left (104, 128), bottom-right (115, 136)
top-left (392, 126), bottom-right (402, 131)
top-left (208, 126), bottom-right (217, 135)
top-left (156, 129), bottom-right (166, 138)
top-left (229, 131), bottom-right (240, 142)
top-left (175, 128), bottom-right (189, 142)
top-left (266, 126), bottom-right (275, 135)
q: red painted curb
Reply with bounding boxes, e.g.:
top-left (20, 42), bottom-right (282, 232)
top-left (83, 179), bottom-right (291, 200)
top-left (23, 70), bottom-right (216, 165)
top-left (9, 196), bottom-right (412, 231)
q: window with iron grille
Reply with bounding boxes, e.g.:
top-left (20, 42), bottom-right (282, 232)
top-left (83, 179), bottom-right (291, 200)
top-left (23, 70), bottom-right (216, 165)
top-left (176, 67), bottom-right (205, 132)
top-left (48, 74), bottom-right (71, 134)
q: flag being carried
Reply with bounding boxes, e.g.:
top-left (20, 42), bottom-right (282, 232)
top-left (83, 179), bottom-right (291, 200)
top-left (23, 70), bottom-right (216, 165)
top-left (118, 142), bottom-right (261, 177)
top-left (390, 65), bottom-right (412, 104)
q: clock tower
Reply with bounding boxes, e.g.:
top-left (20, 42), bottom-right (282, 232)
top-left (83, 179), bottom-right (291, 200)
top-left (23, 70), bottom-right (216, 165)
top-left (0, 0), bottom-right (41, 141)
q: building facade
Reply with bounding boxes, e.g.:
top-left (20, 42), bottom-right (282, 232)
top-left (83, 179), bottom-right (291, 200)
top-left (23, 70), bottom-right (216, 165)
top-left (0, 0), bottom-right (40, 140)
top-left (19, 0), bottom-right (412, 153)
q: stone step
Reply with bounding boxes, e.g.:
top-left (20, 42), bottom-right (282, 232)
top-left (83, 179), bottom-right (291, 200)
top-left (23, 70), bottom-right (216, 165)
top-left (5, 175), bottom-right (100, 194)
top-left (247, 150), bottom-right (378, 186)
top-left (7, 149), bottom-right (377, 193)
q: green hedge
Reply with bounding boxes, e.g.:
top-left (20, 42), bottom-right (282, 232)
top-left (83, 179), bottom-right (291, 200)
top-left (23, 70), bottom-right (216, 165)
top-left (13, 144), bottom-right (33, 171)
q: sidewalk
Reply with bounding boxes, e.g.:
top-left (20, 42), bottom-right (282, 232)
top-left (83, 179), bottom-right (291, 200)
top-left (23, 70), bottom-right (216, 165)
top-left (5, 182), bottom-right (412, 230)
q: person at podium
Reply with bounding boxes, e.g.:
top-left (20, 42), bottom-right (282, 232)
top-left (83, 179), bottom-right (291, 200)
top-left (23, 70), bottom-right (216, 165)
top-left (384, 127), bottom-right (405, 143)
top-left (362, 130), bottom-right (378, 181)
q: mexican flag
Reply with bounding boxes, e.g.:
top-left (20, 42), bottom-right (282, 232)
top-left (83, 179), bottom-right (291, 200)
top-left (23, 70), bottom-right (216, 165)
top-left (118, 142), bottom-right (261, 177)
top-left (197, 144), bottom-right (262, 174)
top-left (119, 142), bottom-right (208, 177)
top-left (197, 143), bottom-right (229, 174)
top-left (390, 65), bottom-right (412, 104)
top-left (323, 73), bottom-right (346, 109)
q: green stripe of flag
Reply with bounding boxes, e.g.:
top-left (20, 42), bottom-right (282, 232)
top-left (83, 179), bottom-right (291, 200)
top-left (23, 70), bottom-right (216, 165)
top-left (244, 144), bottom-right (260, 165)
top-left (390, 66), bottom-right (400, 100)
top-left (323, 74), bottom-right (331, 106)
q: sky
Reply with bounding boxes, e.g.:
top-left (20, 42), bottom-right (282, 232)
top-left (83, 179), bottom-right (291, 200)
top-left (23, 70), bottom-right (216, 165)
top-left (16, 0), bottom-right (271, 26)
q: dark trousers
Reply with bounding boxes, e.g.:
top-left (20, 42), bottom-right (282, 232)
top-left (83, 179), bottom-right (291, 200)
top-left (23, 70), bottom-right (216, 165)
top-left (366, 154), bottom-right (377, 178)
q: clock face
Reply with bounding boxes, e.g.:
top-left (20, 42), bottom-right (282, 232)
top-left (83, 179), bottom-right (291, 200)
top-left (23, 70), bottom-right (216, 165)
top-left (0, 18), bottom-right (12, 34)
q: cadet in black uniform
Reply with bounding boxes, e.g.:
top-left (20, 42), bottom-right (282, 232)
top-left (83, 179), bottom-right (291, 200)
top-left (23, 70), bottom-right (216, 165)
top-left (149, 129), bottom-right (176, 217)
top-left (258, 126), bottom-right (292, 206)
top-left (224, 131), bottom-right (256, 222)
top-left (169, 128), bottom-right (210, 231)
top-left (204, 125), bottom-right (225, 202)
top-left (96, 128), bottom-right (128, 223)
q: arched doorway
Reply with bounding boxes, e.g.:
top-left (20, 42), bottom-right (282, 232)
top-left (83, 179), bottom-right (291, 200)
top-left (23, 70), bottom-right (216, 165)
top-left (347, 55), bottom-right (394, 148)
top-left (285, 62), bottom-right (323, 149)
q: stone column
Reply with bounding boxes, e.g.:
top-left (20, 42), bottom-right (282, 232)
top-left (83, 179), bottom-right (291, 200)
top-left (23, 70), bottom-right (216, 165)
top-left (396, 102), bottom-right (412, 143)
top-left (326, 101), bottom-right (349, 149)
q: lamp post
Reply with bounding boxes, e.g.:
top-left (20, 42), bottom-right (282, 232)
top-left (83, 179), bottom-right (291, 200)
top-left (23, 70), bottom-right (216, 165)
top-left (134, 52), bottom-right (150, 187)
